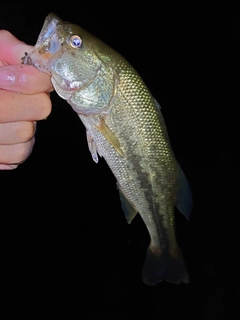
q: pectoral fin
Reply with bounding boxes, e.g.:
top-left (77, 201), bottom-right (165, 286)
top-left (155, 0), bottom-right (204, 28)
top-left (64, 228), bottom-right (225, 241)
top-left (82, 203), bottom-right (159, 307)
top-left (86, 130), bottom-right (99, 163)
top-left (96, 118), bottom-right (124, 157)
top-left (117, 183), bottom-right (138, 224)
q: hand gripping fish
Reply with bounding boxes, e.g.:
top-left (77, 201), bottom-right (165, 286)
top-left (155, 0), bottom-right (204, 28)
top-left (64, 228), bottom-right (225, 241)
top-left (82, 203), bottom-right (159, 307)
top-left (23, 13), bottom-right (192, 285)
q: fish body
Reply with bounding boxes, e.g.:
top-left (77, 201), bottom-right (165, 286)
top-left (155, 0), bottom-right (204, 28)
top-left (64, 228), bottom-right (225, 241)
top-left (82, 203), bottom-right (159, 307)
top-left (25, 13), bottom-right (192, 285)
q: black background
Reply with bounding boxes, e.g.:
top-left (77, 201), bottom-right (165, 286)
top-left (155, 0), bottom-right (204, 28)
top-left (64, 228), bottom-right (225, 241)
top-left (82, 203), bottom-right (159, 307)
top-left (0, 6), bottom-right (239, 319)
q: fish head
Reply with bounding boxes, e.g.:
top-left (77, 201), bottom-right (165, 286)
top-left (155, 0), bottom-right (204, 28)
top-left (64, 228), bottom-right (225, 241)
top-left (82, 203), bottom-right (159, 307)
top-left (27, 13), bottom-right (107, 107)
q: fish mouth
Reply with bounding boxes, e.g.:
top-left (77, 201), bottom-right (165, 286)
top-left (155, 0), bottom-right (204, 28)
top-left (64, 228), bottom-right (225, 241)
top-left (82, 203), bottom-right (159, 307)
top-left (35, 13), bottom-right (62, 47)
top-left (22, 50), bottom-right (54, 76)
top-left (22, 13), bottom-right (63, 75)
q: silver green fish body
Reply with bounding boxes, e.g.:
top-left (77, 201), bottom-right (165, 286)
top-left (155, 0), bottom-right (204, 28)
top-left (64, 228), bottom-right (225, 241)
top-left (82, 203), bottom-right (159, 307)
top-left (25, 13), bottom-right (192, 285)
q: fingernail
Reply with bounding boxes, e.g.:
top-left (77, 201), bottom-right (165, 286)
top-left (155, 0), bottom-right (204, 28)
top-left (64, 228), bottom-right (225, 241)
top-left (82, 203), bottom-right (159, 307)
top-left (0, 69), bottom-right (16, 87)
top-left (0, 164), bottom-right (18, 170)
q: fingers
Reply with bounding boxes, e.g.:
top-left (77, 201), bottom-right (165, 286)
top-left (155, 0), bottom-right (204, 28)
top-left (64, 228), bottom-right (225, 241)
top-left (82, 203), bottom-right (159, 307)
top-left (0, 121), bottom-right (36, 144)
top-left (0, 121), bottom-right (37, 168)
top-left (0, 30), bottom-right (33, 65)
top-left (0, 164), bottom-right (18, 170)
top-left (0, 31), bottom-right (53, 170)
top-left (0, 137), bottom-right (35, 167)
top-left (0, 64), bottom-right (53, 94)
top-left (0, 30), bottom-right (53, 94)
top-left (0, 90), bottom-right (52, 122)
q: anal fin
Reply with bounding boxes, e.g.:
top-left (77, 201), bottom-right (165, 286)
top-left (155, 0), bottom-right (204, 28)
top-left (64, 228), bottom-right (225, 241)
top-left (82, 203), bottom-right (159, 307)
top-left (117, 183), bottom-right (138, 224)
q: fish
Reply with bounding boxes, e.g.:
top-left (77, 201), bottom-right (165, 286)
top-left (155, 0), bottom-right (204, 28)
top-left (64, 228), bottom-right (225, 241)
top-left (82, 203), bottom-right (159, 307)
top-left (23, 13), bottom-right (192, 285)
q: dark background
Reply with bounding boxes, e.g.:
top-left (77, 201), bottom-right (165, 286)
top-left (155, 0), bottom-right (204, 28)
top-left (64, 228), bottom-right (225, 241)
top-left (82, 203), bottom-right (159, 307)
top-left (1, 6), bottom-right (239, 319)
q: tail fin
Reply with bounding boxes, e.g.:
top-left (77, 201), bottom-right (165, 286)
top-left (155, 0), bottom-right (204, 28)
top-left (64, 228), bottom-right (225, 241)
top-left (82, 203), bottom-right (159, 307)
top-left (141, 246), bottom-right (189, 286)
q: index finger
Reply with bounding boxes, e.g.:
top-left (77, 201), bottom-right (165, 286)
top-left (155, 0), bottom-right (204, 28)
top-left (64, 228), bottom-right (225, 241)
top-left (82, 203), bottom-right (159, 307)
top-left (0, 64), bottom-right (53, 94)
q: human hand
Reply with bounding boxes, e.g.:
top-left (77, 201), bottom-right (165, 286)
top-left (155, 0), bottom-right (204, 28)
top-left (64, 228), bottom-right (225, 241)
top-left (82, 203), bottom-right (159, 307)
top-left (0, 30), bottom-right (53, 170)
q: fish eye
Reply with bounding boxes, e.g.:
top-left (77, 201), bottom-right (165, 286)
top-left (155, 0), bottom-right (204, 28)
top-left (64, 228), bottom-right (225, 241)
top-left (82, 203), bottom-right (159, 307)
top-left (68, 35), bottom-right (82, 48)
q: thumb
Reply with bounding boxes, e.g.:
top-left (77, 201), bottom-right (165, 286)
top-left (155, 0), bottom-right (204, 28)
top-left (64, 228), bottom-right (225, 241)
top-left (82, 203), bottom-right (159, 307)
top-left (0, 30), bottom-right (33, 65)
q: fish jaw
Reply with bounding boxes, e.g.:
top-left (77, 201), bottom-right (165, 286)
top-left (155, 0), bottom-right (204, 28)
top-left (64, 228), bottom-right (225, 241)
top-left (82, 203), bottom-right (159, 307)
top-left (22, 14), bottom-right (63, 75)
top-left (35, 13), bottom-right (61, 48)
top-left (22, 49), bottom-right (54, 75)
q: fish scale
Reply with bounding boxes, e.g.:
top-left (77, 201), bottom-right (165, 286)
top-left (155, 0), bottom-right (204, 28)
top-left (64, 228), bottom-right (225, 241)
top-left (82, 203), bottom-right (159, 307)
top-left (24, 13), bottom-right (192, 285)
top-left (80, 62), bottom-right (178, 254)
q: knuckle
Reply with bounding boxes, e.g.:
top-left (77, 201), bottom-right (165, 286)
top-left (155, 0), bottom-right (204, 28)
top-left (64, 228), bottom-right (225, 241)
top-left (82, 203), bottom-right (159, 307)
top-left (35, 93), bottom-right (52, 120)
top-left (17, 121), bottom-right (36, 142)
top-left (16, 138), bottom-right (35, 163)
top-left (41, 94), bottom-right (52, 118)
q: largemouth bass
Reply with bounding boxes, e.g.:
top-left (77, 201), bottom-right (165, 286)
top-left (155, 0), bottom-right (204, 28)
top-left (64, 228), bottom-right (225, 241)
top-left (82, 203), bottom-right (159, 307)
top-left (24, 13), bottom-right (192, 285)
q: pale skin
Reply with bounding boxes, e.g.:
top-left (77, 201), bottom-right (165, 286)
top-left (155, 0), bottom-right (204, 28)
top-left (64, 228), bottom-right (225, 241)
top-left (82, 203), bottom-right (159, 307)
top-left (0, 30), bottom-right (53, 170)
